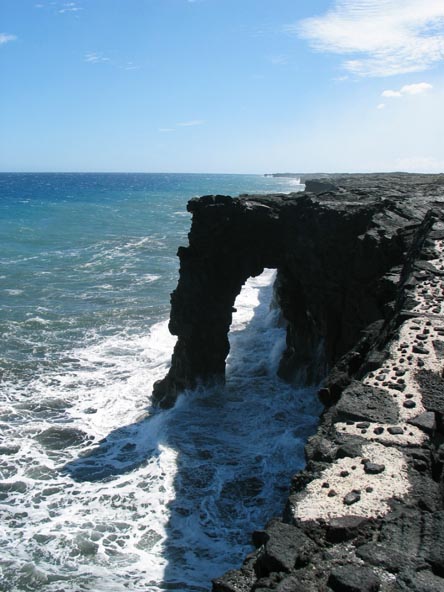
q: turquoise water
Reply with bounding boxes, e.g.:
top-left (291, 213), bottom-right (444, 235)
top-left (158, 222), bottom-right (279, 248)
top-left (0, 173), bottom-right (320, 591)
top-left (1, 173), bottom-right (302, 371)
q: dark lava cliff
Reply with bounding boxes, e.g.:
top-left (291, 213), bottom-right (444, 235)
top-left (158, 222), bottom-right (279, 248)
top-left (154, 174), bottom-right (444, 591)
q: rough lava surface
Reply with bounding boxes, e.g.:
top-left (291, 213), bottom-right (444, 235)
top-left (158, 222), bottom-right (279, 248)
top-left (154, 174), bottom-right (444, 592)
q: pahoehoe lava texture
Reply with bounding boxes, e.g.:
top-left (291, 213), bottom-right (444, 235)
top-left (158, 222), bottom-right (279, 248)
top-left (155, 174), bottom-right (444, 591)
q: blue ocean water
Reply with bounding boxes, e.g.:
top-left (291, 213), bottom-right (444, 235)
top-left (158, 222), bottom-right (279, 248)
top-left (0, 173), bottom-right (321, 592)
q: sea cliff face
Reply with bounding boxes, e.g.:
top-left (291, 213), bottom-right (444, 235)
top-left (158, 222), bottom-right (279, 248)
top-left (155, 174), bottom-right (444, 591)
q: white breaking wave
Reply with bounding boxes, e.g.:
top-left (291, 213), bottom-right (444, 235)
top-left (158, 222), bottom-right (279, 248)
top-left (0, 269), bottom-right (321, 592)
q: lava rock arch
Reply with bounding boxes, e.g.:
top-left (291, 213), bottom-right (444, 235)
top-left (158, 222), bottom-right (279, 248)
top-left (153, 184), bottom-right (415, 409)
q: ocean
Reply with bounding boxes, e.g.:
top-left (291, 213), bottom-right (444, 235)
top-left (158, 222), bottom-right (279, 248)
top-left (0, 173), bottom-right (322, 592)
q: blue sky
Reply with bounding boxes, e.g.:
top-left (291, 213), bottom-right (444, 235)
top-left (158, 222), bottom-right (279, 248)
top-left (1, 0), bottom-right (443, 173)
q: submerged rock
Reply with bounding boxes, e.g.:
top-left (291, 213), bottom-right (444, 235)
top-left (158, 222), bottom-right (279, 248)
top-left (36, 426), bottom-right (90, 450)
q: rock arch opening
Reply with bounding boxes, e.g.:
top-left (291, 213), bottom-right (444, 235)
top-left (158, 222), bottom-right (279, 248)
top-left (226, 269), bottom-right (286, 384)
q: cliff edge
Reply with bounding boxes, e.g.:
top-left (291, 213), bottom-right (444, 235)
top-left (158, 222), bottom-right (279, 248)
top-left (154, 174), bottom-right (444, 591)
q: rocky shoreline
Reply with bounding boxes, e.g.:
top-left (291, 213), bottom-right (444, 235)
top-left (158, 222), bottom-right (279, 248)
top-left (155, 174), bottom-right (444, 591)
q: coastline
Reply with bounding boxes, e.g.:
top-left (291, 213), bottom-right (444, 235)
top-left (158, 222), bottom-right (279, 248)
top-left (155, 173), bottom-right (444, 591)
top-left (215, 204), bottom-right (444, 592)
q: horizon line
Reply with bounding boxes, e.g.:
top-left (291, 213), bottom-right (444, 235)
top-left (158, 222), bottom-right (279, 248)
top-left (0, 170), bottom-right (442, 176)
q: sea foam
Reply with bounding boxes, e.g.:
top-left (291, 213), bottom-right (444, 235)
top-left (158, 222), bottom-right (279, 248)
top-left (0, 269), bottom-right (321, 591)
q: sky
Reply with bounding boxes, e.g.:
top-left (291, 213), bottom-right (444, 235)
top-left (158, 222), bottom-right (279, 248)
top-left (1, 0), bottom-right (444, 173)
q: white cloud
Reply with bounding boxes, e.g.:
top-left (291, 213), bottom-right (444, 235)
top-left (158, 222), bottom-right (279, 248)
top-left (382, 89), bottom-right (402, 97)
top-left (176, 120), bottom-right (205, 127)
top-left (293, 0), bottom-right (444, 77)
top-left (401, 82), bottom-right (433, 94)
top-left (0, 33), bottom-right (17, 45)
top-left (84, 52), bottom-right (110, 64)
top-left (382, 81), bottom-right (433, 97)
top-left (377, 103), bottom-right (386, 109)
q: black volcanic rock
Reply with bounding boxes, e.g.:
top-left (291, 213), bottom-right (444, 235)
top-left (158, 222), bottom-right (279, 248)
top-left (254, 520), bottom-right (313, 575)
top-left (327, 565), bottom-right (380, 592)
top-left (304, 179), bottom-right (339, 194)
top-left (153, 175), bottom-right (443, 408)
top-left (334, 381), bottom-right (399, 423)
top-left (152, 174), bottom-right (444, 591)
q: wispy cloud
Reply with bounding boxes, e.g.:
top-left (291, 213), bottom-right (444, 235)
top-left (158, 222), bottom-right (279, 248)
top-left (268, 54), bottom-right (289, 66)
top-left (176, 120), bottom-right (205, 127)
top-left (59, 1), bottom-right (82, 13)
top-left (84, 52), bottom-right (141, 72)
top-left (35, 2), bottom-right (83, 14)
top-left (123, 61), bottom-right (140, 71)
top-left (382, 81), bottom-right (433, 97)
top-left (292, 0), bottom-right (444, 77)
top-left (159, 120), bottom-right (205, 133)
top-left (84, 52), bottom-right (110, 64)
top-left (0, 33), bottom-right (17, 45)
